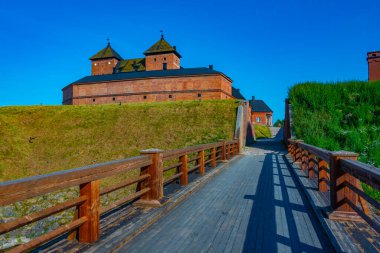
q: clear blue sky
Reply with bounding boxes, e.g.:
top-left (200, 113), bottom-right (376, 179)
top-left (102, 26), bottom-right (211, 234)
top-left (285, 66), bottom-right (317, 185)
top-left (0, 0), bottom-right (379, 121)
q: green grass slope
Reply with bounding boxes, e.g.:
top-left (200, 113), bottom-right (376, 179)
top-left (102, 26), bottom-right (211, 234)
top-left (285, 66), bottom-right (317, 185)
top-left (289, 81), bottom-right (380, 200)
top-left (254, 125), bottom-right (271, 139)
top-left (0, 100), bottom-right (239, 182)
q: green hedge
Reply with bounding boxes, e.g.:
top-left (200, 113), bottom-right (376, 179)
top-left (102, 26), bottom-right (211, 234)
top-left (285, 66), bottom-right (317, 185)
top-left (289, 81), bottom-right (380, 200)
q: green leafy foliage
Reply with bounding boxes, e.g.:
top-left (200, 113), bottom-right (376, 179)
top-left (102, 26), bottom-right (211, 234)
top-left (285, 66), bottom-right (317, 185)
top-left (289, 81), bottom-right (380, 200)
top-left (274, 119), bottom-right (284, 127)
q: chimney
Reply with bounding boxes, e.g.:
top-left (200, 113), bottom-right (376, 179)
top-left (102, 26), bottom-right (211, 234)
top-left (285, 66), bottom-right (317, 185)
top-left (252, 96), bottom-right (255, 101)
top-left (209, 64), bottom-right (213, 70)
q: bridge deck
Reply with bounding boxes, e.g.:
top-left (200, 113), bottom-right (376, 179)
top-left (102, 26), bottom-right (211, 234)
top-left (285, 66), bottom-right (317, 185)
top-left (118, 144), bottom-right (333, 253)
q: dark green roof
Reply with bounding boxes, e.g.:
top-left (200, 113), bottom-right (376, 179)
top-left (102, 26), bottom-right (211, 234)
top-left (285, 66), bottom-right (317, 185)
top-left (114, 58), bottom-right (146, 73)
top-left (144, 36), bottom-right (181, 58)
top-left (90, 43), bottom-right (123, 61)
top-left (69, 67), bottom-right (232, 85)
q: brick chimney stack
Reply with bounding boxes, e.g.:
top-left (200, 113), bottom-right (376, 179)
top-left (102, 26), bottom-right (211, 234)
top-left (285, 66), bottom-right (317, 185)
top-left (367, 51), bottom-right (380, 81)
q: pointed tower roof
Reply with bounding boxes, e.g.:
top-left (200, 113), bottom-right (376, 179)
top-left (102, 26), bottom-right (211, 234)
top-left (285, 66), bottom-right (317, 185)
top-left (144, 35), bottom-right (182, 58)
top-left (90, 42), bottom-right (123, 61)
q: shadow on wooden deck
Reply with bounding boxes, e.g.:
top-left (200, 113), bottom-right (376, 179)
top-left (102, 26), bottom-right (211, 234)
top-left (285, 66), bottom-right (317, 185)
top-left (241, 153), bottom-right (333, 253)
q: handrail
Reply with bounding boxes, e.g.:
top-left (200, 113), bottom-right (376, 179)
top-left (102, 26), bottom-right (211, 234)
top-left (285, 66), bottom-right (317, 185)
top-left (287, 138), bottom-right (380, 234)
top-left (0, 138), bottom-right (240, 252)
top-left (0, 156), bottom-right (152, 206)
top-left (340, 159), bottom-right (380, 191)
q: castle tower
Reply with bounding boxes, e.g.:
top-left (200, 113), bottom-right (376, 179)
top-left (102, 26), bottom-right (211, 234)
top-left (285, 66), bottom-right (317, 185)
top-left (90, 42), bottom-right (123, 75)
top-left (367, 51), bottom-right (380, 81)
top-left (144, 35), bottom-right (181, 71)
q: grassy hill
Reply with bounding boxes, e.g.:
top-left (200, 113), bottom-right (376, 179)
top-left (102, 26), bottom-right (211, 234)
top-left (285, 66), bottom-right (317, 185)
top-left (289, 81), bottom-right (380, 200)
top-left (0, 100), bottom-right (239, 182)
top-left (254, 125), bottom-right (271, 139)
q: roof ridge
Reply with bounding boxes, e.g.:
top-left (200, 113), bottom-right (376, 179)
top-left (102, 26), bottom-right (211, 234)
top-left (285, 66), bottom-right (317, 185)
top-left (90, 43), bottom-right (123, 61)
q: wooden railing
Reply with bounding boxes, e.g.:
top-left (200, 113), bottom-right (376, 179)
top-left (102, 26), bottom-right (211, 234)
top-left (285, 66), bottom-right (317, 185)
top-left (0, 139), bottom-right (239, 252)
top-left (288, 139), bottom-right (380, 233)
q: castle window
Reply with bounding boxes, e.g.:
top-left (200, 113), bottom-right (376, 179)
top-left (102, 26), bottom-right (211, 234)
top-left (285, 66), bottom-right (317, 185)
top-left (93, 98), bottom-right (96, 102)
top-left (373, 53), bottom-right (377, 57)
top-left (154, 58), bottom-right (157, 62)
top-left (113, 97), bottom-right (116, 101)
top-left (163, 63), bottom-right (167, 70)
top-left (198, 93), bottom-right (202, 97)
top-left (164, 57), bottom-right (166, 61)
top-left (169, 94), bottom-right (172, 98)
top-left (143, 95), bottom-right (147, 99)
top-left (257, 117), bottom-right (261, 123)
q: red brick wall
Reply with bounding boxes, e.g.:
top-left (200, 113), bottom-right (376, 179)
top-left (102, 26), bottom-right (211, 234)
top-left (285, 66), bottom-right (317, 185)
top-left (252, 112), bottom-right (273, 126)
top-left (63, 74), bottom-right (233, 105)
top-left (91, 58), bottom-right (119, 75)
top-left (368, 52), bottom-right (380, 81)
top-left (145, 53), bottom-right (180, 71)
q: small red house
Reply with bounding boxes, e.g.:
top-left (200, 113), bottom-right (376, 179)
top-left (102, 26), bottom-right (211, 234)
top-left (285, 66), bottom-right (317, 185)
top-left (249, 96), bottom-right (273, 126)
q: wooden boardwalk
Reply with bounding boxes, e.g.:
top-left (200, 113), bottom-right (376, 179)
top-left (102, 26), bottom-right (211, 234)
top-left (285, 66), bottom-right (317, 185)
top-left (118, 142), bottom-right (333, 253)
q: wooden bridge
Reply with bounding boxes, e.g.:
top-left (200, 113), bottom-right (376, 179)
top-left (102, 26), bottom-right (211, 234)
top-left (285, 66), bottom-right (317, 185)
top-left (1, 128), bottom-right (380, 252)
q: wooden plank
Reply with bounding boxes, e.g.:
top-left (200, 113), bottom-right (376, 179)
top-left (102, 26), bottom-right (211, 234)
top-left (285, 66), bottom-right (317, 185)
top-left (100, 188), bottom-right (150, 214)
top-left (163, 162), bottom-right (182, 172)
top-left (318, 159), bottom-right (329, 192)
top-left (162, 142), bottom-right (222, 161)
top-left (0, 196), bottom-right (87, 235)
top-left (0, 156), bottom-right (151, 206)
top-left (340, 159), bottom-right (380, 191)
top-left (7, 217), bottom-right (87, 253)
top-left (211, 147), bottom-right (217, 168)
top-left (163, 172), bottom-right (183, 186)
top-left (78, 180), bottom-right (100, 243)
top-left (179, 155), bottom-right (188, 186)
top-left (299, 143), bottom-right (331, 163)
top-left (198, 150), bottom-right (205, 175)
top-left (100, 174), bottom-right (150, 196)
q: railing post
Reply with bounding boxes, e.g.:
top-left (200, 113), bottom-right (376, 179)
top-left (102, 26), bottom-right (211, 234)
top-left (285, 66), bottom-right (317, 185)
top-left (308, 153), bottom-right (315, 179)
top-left (78, 180), bottom-right (100, 243)
top-left (295, 140), bottom-right (304, 163)
top-left (226, 143), bottom-right (231, 160)
top-left (318, 158), bottom-right (329, 192)
top-left (135, 149), bottom-right (164, 207)
top-left (198, 150), bottom-right (205, 174)
top-left (301, 150), bottom-right (308, 171)
top-left (211, 147), bottom-right (217, 168)
top-left (328, 151), bottom-right (361, 221)
top-left (179, 154), bottom-right (188, 185)
top-left (220, 140), bottom-right (226, 161)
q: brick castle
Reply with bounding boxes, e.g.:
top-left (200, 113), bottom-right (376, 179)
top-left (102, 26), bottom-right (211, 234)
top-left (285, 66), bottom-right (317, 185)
top-left (367, 51), bottom-right (380, 81)
top-left (62, 36), bottom-right (242, 105)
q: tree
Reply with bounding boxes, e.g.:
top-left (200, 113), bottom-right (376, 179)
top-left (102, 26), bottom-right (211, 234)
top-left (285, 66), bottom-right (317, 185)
top-left (274, 119), bottom-right (284, 127)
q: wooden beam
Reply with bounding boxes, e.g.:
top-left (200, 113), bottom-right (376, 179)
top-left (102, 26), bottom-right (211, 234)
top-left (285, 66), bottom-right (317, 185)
top-left (78, 180), bottom-right (100, 243)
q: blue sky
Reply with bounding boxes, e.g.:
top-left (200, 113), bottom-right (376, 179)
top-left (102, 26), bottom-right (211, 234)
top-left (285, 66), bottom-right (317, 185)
top-left (0, 0), bottom-right (379, 121)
